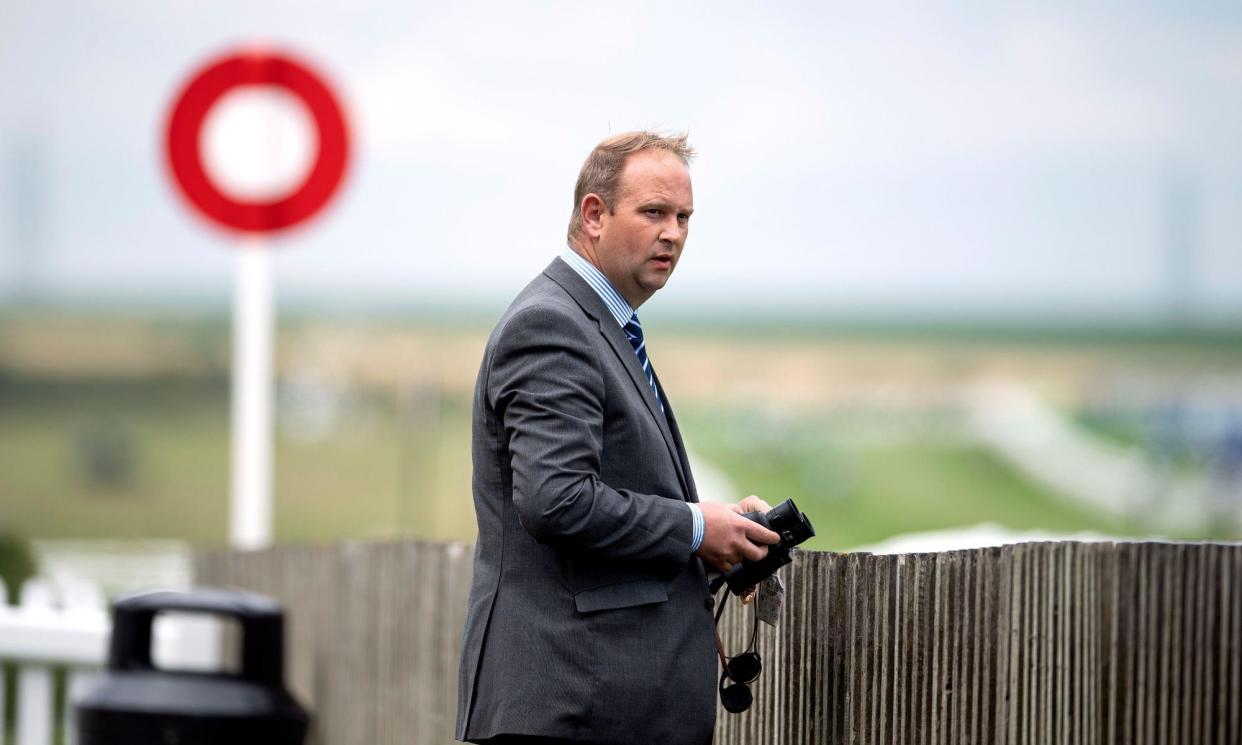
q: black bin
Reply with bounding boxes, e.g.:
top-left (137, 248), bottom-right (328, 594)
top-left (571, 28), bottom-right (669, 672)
top-left (77, 588), bottom-right (310, 745)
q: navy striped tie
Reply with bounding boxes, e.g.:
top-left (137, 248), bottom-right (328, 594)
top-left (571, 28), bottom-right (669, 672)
top-left (623, 312), bottom-right (664, 413)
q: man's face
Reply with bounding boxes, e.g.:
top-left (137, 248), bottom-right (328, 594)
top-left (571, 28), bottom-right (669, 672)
top-left (592, 150), bottom-right (694, 308)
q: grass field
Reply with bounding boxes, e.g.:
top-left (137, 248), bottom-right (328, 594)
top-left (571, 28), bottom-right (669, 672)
top-left (679, 406), bottom-right (1145, 552)
top-left (1, 376), bottom-right (1174, 552)
top-left (0, 379), bottom-right (476, 547)
top-left (3, 310), bottom-right (1236, 550)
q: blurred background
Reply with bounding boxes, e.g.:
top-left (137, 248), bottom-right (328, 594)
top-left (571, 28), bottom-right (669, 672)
top-left (3, 1), bottom-right (1242, 597)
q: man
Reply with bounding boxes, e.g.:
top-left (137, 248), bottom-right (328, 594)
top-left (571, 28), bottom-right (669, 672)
top-left (457, 132), bottom-right (779, 745)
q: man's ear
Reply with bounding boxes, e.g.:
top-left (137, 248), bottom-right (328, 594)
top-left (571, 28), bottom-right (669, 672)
top-left (581, 193), bottom-right (607, 239)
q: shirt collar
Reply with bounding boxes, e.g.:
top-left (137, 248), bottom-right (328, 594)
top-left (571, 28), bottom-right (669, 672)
top-left (560, 247), bottom-right (635, 328)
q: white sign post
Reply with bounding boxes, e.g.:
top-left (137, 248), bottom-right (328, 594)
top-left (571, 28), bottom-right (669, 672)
top-left (229, 243), bottom-right (274, 549)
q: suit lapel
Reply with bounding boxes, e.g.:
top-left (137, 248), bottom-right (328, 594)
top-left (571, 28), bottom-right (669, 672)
top-left (543, 259), bottom-right (692, 500)
top-left (651, 367), bottom-right (699, 504)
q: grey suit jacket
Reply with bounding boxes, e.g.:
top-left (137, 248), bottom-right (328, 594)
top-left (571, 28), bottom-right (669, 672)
top-left (456, 258), bottom-right (717, 745)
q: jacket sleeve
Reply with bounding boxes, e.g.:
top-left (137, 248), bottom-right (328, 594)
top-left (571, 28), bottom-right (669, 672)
top-left (487, 304), bottom-right (694, 566)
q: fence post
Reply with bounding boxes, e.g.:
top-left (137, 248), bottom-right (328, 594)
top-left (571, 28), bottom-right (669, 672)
top-left (15, 579), bottom-right (55, 745)
top-left (59, 578), bottom-right (105, 745)
top-left (0, 577), bottom-right (6, 743)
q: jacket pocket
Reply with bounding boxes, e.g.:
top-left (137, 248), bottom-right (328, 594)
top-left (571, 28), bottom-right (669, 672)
top-left (573, 579), bottom-right (669, 614)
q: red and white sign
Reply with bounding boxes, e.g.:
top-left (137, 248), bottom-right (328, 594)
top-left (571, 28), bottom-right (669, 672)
top-left (164, 49), bottom-right (350, 234)
top-left (163, 47), bottom-right (354, 549)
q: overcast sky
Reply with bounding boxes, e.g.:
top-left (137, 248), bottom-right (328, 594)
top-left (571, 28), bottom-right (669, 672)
top-left (2, 1), bottom-right (1240, 324)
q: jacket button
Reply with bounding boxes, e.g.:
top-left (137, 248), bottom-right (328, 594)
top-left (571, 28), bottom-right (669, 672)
top-left (704, 595), bottom-right (715, 610)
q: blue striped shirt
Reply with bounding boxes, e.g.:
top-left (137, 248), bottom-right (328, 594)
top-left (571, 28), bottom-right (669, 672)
top-left (559, 248), bottom-right (705, 554)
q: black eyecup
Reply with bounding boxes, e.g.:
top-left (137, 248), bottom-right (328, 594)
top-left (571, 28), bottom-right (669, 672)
top-left (718, 670), bottom-right (753, 713)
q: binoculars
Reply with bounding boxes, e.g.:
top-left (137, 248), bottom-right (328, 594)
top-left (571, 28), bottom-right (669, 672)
top-left (710, 498), bottom-right (816, 595)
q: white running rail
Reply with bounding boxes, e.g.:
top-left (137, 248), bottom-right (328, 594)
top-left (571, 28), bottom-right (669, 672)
top-left (1, 576), bottom-right (226, 745)
top-left (0, 577), bottom-right (108, 745)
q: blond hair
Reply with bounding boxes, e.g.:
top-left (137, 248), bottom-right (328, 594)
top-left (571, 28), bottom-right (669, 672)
top-left (567, 131), bottom-right (695, 242)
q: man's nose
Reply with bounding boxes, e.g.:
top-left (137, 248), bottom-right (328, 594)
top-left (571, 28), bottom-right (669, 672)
top-left (659, 218), bottom-right (685, 245)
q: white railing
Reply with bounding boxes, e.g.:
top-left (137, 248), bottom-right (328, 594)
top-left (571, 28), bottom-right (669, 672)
top-left (0, 577), bottom-right (108, 745)
top-left (0, 576), bottom-right (221, 745)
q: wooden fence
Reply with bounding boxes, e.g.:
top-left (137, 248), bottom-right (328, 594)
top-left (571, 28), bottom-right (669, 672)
top-left (195, 540), bottom-right (1241, 745)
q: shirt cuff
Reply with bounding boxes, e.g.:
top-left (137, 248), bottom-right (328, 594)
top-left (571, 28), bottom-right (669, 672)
top-left (687, 503), bottom-right (705, 553)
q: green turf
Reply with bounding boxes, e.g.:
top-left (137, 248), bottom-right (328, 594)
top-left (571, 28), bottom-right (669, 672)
top-left (0, 379), bottom-right (476, 546)
top-left (0, 377), bottom-right (1215, 550)
top-left (676, 407), bottom-right (1206, 552)
top-left (0, 381), bottom-right (231, 541)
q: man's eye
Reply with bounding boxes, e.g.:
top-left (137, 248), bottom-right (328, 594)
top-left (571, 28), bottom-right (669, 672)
top-left (646, 209), bottom-right (662, 216)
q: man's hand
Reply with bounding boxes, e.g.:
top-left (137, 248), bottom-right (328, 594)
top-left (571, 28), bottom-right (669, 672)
top-left (695, 500), bottom-right (780, 574)
top-left (731, 495), bottom-right (773, 516)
